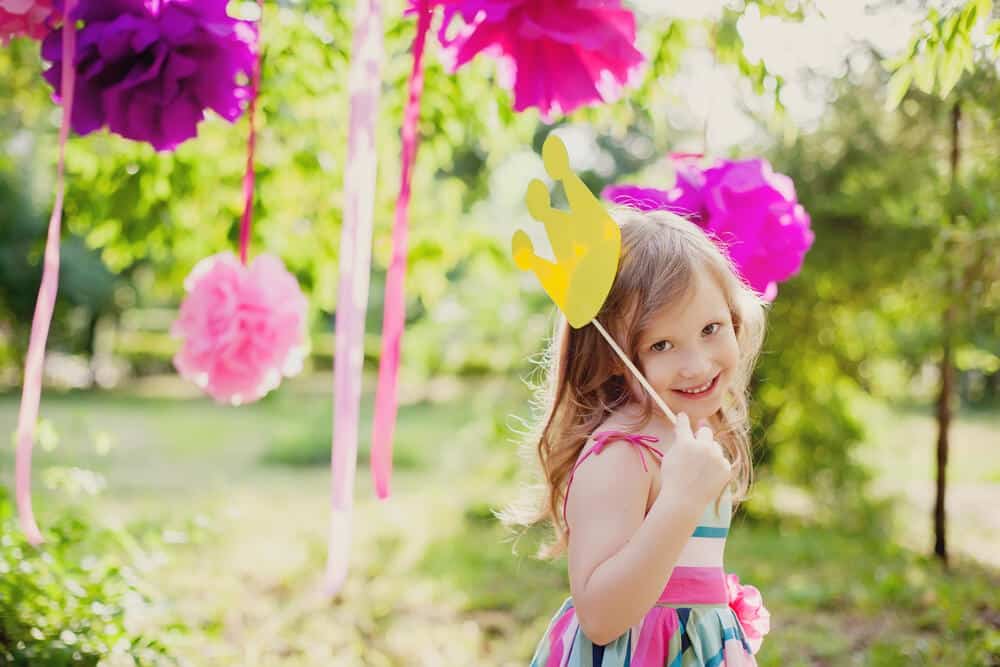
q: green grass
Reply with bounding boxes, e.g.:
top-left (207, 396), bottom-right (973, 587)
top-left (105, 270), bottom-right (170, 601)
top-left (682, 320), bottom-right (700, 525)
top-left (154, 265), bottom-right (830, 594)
top-left (730, 515), bottom-right (1000, 665)
top-left (850, 393), bottom-right (1000, 567)
top-left (1, 379), bottom-right (997, 665)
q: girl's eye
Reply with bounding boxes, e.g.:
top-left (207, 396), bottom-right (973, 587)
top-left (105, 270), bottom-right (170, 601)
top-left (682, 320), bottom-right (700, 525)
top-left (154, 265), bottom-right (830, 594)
top-left (650, 324), bottom-right (722, 352)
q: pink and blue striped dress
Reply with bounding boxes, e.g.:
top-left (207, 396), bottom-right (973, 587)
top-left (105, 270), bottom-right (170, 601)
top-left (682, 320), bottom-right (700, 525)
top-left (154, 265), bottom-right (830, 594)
top-left (529, 430), bottom-right (767, 667)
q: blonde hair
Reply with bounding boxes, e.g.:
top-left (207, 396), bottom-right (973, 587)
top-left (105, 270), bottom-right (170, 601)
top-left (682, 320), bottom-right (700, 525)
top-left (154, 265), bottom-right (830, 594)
top-left (502, 208), bottom-right (770, 558)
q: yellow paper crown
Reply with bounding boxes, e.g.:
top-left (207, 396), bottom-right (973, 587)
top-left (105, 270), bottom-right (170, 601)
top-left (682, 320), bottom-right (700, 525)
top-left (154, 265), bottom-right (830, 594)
top-left (512, 134), bottom-right (622, 328)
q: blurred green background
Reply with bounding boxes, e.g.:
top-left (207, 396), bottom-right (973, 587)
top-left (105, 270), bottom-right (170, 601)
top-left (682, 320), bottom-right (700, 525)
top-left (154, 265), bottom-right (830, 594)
top-left (1, 1), bottom-right (998, 665)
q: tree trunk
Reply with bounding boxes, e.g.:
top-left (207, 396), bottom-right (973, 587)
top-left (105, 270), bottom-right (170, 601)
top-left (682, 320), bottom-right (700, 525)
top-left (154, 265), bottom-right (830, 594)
top-left (934, 300), bottom-right (953, 566)
top-left (933, 101), bottom-right (961, 566)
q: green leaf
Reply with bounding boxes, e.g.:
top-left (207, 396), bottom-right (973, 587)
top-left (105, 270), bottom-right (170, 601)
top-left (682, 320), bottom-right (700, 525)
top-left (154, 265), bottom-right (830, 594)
top-left (885, 65), bottom-right (913, 110)
top-left (958, 2), bottom-right (979, 34)
top-left (883, 40), bottom-right (917, 72)
top-left (988, 19), bottom-right (1000, 56)
top-left (974, 0), bottom-right (993, 24)
top-left (713, 10), bottom-right (743, 60)
top-left (912, 54), bottom-right (937, 94)
top-left (936, 44), bottom-right (966, 98)
top-left (944, 12), bottom-right (963, 46)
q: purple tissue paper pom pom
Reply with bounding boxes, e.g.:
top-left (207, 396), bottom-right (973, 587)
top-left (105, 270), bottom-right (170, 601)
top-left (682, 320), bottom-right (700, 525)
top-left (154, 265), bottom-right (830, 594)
top-left (42, 0), bottom-right (256, 151)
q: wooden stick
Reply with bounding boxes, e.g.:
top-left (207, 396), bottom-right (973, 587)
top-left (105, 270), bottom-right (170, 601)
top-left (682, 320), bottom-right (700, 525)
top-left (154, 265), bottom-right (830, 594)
top-left (591, 318), bottom-right (677, 425)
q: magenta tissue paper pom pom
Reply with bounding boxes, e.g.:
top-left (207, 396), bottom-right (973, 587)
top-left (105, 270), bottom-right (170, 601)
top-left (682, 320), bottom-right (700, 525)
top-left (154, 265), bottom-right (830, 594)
top-left (0, 0), bottom-right (57, 42)
top-left (419, 0), bottom-right (645, 120)
top-left (603, 153), bottom-right (707, 222)
top-left (172, 253), bottom-right (309, 406)
top-left (700, 158), bottom-right (814, 301)
top-left (40, 0), bottom-right (255, 151)
top-left (603, 155), bottom-right (814, 301)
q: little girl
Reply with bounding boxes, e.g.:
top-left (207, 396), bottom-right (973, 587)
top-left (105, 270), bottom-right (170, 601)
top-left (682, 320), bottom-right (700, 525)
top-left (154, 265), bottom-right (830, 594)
top-left (510, 208), bottom-right (772, 666)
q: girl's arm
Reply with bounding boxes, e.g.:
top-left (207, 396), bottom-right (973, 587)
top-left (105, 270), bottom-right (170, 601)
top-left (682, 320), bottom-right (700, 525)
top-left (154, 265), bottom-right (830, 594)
top-left (566, 441), bottom-right (704, 645)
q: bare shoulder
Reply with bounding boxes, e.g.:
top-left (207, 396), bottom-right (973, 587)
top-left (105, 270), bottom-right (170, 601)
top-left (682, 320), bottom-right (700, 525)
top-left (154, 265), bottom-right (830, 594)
top-left (564, 413), bottom-right (659, 601)
top-left (589, 404), bottom-right (674, 452)
top-left (564, 410), bottom-right (657, 525)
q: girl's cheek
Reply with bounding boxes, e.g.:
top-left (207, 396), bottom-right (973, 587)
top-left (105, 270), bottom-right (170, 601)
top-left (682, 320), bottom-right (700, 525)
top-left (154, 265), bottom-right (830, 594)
top-left (721, 332), bottom-right (740, 360)
top-left (642, 358), bottom-right (666, 385)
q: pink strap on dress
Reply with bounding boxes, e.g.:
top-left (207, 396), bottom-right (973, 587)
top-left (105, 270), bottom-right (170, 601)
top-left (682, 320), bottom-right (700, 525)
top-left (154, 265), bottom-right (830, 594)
top-left (561, 430), bottom-right (663, 526)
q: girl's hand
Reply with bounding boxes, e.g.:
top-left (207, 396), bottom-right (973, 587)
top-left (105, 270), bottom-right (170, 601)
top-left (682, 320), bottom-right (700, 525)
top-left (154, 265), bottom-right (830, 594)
top-left (659, 412), bottom-right (732, 509)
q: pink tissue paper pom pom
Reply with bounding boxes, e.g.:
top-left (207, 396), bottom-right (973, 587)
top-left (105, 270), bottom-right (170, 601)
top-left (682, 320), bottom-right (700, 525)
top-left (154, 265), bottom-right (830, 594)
top-left (0, 0), bottom-right (57, 43)
top-left (725, 573), bottom-right (771, 655)
top-left (172, 252), bottom-right (309, 406)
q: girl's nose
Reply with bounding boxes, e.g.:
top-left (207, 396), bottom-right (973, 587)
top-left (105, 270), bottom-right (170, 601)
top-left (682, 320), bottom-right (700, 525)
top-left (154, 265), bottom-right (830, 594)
top-left (678, 360), bottom-right (713, 379)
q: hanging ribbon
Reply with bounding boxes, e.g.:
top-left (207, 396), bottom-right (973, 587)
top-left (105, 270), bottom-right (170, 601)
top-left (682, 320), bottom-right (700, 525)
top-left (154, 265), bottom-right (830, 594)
top-left (14, 0), bottom-right (76, 546)
top-left (370, 0), bottom-right (431, 500)
top-left (240, 0), bottom-right (263, 267)
top-left (324, 0), bottom-right (385, 596)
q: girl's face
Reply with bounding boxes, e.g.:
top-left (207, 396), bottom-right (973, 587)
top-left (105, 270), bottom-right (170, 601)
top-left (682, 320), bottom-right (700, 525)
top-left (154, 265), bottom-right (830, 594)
top-left (634, 268), bottom-right (741, 422)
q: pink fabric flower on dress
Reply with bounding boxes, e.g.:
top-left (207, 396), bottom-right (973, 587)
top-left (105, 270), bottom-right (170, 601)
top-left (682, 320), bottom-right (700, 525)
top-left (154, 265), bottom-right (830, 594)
top-left (0, 0), bottom-right (57, 43)
top-left (725, 573), bottom-right (771, 655)
top-left (171, 252), bottom-right (309, 405)
top-left (416, 0), bottom-right (646, 120)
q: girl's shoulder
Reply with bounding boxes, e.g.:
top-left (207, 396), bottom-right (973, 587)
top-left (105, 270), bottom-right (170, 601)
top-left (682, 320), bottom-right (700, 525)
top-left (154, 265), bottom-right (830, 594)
top-left (576, 407), bottom-right (667, 467)
top-left (591, 404), bottom-right (673, 445)
top-left (562, 409), bottom-right (665, 526)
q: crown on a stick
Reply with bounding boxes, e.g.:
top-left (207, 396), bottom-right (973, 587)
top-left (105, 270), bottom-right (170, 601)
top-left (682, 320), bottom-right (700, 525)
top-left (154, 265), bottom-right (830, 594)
top-left (512, 134), bottom-right (622, 328)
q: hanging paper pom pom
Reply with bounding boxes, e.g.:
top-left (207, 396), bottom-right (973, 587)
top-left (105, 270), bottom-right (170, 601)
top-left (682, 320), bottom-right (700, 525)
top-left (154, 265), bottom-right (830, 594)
top-left (171, 253), bottom-right (309, 406)
top-left (603, 153), bottom-right (706, 222)
top-left (418, 0), bottom-right (645, 120)
top-left (0, 0), bottom-right (57, 43)
top-left (603, 156), bottom-right (815, 301)
top-left (40, 0), bottom-right (255, 151)
top-left (701, 159), bottom-right (814, 301)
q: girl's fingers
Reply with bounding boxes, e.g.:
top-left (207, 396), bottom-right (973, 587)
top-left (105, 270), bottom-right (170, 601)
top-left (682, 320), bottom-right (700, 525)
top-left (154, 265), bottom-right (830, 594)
top-left (695, 418), bottom-right (713, 443)
top-left (675, 412), bottom-right (692, 437)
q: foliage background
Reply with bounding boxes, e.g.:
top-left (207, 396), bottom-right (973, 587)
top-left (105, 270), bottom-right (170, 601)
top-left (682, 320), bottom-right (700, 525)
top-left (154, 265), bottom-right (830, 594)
top-left (0, 0), bottom-right (998, 664)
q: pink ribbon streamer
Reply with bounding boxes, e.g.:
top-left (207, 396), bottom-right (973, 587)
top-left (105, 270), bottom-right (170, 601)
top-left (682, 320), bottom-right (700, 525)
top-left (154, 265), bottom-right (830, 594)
top-left (324, 0), bottom-right (384, 596)
top-left (370, 0), bottom-right (431, 500)
top-left (238, 0), bottom-right (263, 267)
top-left (14, 0), bottom-right (76, 546)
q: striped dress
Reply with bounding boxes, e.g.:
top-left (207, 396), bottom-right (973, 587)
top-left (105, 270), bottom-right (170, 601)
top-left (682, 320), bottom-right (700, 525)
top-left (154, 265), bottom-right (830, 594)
top-left (529, 430), bottom-right (764, 667)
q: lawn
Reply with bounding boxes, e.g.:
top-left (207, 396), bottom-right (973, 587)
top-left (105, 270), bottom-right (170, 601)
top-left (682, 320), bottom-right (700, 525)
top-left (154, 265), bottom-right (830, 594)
top-left (1, 378), bottom-right (997, 666)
